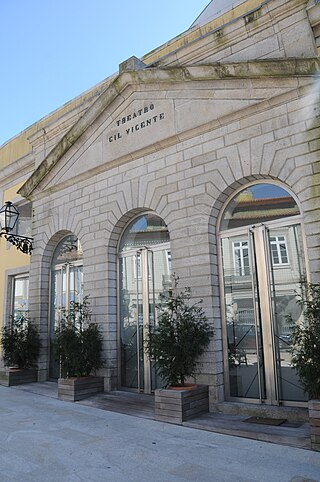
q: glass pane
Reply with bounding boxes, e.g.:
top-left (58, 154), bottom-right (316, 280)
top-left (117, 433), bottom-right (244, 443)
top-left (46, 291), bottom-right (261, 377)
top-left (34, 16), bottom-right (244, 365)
top-left (233, 241), bottom-right (250, 276)
top-left (69, 266), bottom-right (83, 304)
top-left (120, 247), bottom-right (172, 392)
top-left (119, 214), bottom-right (170, 252)
top-left (220, 184), bottom-right (300, 231)
top-left (52, 268), bottom-right (62, 333)
top-left (137, 256), bottom-right (144, 390)
top-left (12, 276), bottom-right (29, 318)
top-left (50, 235), bottom-right (83, 379)
top-left (149, 248), bottom-right (172, 391)
top-left (222, 236), bottom-right (266, 400)
top-left (119, 214), bottom-right (171, 392)
top-left (52, 235), bottom-right (83, 264)
top-left (120, 255), bottom-right (142, 390)
top-left (50, 267), bottom-right (65, 379)
top-left (268, 225), bottom-right (308, 402)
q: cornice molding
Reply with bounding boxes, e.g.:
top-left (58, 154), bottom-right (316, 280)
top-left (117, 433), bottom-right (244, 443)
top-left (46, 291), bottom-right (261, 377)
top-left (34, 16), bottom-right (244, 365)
top-left (19, 58), bottom-right (320, 199)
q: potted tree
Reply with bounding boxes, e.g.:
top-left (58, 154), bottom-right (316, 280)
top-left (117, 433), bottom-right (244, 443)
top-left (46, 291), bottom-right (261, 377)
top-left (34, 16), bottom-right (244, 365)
top-left (0, 312), bottom-right (40, 386)
top-left (54, 296), bottom-right (105, 401)
top-left (290, 281), bottom-right (320, 451)
top-left (146, 276), bottom-right (213, 424)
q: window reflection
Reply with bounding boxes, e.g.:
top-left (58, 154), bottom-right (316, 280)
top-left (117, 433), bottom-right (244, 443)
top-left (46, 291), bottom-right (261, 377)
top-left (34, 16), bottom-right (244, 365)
top-left (50, 235), bottom-right (83, 379)
top-left (52, 235), bottom-right (83, 264)
top-left (12, 275), bottom-right (29, 319)
top-left (220, 183), bottom-right (307, 402)
top-left (233, 241), bottom-right (250, 276)
top-left (119, 214), bottom-right (169, 252)
top-left (270, 235), bottom-right (289, 265)
top-left (119, 214), bottom-right (171, 391)
top-left (220, 184), bottom-right (299, 231)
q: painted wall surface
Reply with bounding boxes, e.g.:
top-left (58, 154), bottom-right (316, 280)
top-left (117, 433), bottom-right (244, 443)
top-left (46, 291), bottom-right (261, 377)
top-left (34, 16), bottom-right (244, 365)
top-left (0, 183), bottom-right (31, 365)
top-left (0, 183), bottom-right (30, 324)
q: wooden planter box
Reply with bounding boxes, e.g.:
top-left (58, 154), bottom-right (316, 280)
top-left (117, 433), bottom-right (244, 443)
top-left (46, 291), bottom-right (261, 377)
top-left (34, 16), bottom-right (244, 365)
top-left (58, 376), bottom-right (104, 402)
top-left (0, 368), bottom-right (38, 387)
top-left (309, 399), bottom-right (320, 452)
top-left (155, 384), bottom-right (209, 424)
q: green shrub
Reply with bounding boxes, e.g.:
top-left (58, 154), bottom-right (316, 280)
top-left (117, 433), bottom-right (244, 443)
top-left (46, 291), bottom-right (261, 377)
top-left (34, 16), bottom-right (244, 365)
top-left (146, 276), bottom-right (213, 387)
top-left (1, 313), bottom-right (41, 369)
top-left (290, 281), bottom-right (320, 399)
top-left (54, 297), bottom-right (104, 378)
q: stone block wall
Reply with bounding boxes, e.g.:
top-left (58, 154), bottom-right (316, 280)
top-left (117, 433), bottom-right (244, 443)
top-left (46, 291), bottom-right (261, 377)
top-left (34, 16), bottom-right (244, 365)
top-left (150, 0), bottom-right (316, 67)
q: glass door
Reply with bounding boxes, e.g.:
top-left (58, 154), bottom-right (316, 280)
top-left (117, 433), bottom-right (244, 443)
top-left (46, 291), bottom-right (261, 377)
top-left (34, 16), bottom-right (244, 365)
top-left (221, 221), bottom-right (307, 405)
top-left (119, 245), bottom-right (171, 393)
top-left (267, 223), bottom-right (307, 403)
top-left (221, 232), bottom-right (266, 401)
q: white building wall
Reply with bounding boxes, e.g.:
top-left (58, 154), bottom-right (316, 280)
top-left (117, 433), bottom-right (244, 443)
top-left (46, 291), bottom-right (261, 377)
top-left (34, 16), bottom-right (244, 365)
top-left (28, 75), bottom-right (320, 405)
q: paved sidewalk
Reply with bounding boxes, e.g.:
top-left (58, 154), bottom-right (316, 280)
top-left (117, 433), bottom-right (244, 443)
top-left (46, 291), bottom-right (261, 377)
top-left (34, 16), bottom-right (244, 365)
top-left (0, 386), bottom-right (319, 482)
top-left (12, 381), bottom-right (311, 449)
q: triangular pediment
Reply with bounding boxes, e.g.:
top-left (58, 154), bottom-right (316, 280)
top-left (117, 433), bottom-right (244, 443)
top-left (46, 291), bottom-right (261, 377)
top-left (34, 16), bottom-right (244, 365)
top-left (19, 59), bottom-right (319, 199)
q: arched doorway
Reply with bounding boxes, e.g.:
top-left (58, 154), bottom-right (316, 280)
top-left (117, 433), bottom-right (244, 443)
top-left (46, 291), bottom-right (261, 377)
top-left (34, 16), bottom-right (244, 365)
top-left (49, 234), bottom-right (83, 379)
top-left (219, 183), bottom-right (308, 405)
top-left (118, 213), bottom-right (171, 393)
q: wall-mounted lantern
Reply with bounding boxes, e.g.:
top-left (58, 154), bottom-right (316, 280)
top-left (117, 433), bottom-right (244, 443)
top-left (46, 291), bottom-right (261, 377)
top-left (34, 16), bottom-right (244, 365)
top-left (0, 201), bottom-right (33, 254)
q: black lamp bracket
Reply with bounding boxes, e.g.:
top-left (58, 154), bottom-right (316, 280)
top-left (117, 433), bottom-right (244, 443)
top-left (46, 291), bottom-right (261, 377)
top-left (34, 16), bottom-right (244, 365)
top-left (0, 231), bottom-right (33, 255)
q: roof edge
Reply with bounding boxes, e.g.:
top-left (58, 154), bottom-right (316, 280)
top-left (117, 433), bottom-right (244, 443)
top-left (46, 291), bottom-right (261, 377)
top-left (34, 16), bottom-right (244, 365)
top-left (19, 58), bottom-right (320, 199)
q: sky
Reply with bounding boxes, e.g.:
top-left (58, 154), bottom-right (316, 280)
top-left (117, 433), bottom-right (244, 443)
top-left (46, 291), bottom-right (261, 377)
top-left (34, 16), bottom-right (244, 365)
top-left (0, 0), bottom-right (210, 147)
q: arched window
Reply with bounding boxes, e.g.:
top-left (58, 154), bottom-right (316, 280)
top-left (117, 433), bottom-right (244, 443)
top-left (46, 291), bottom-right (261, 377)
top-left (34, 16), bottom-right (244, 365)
top-left (220, 183), bottom-right (300, 231)
top-left (49, 235), bottom-right (83, 378)
top-left (118, 213), bottom-right (171, 394)
top-left (119, 213), bottom-right (170, 252)
top-left (219, 183), bottom-right (307, 406)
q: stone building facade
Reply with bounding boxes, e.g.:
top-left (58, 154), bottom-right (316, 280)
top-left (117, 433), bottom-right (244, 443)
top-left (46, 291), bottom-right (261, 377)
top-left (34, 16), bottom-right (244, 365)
top-left (2, 0), bottom-right (320, 412)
